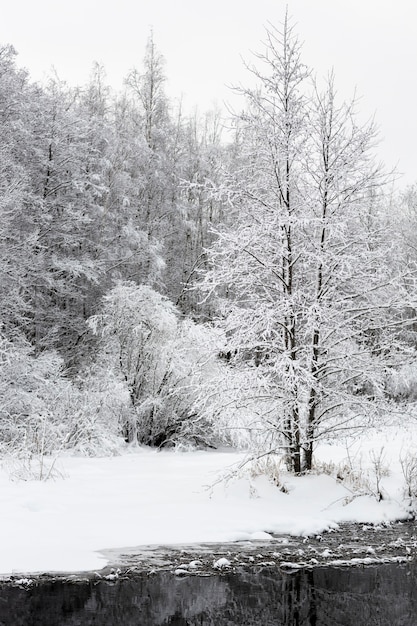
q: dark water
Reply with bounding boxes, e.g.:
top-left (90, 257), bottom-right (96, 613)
top-left (1, 562), bottom-right (416, 626)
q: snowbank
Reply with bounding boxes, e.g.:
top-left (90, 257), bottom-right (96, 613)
top-left (0, 428), bottom-right (414, 576)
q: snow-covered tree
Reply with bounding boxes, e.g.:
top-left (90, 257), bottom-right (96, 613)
top-left (197, 18), bottom-right (417, 472)
top-left (88, 282), bottom-right (221, 447)
top-left (174, 107), bottom-right (227, 316)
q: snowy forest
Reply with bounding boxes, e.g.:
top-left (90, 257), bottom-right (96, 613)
top-left (2, 18), bottom-right (417, 476)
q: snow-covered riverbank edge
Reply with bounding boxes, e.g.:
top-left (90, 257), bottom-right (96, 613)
top-left (1, 425), bottom-right (416, 578)
top-left (98, 521), bottom-right (417, 578)
top-left (2, 522), bottom-right (417, 586)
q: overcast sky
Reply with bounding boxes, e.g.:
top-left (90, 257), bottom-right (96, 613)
top-left (2, 0), bottom-right (417, 186)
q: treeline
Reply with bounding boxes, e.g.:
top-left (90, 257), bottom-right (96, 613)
top-left (0, 35), bottom-right (230, 458)
top-left (0, 37), bottom-right (227, 362)
top-left (1, 24), bottom-right (417, 470)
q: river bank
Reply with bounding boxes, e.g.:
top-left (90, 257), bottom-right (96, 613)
top-left (2, 521), bottom-right (416, 587)
top-left (1, 426), bottom-right (416, 578)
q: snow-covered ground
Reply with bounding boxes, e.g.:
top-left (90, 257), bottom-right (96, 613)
top-left (1, 425), bottom-right (416, 576)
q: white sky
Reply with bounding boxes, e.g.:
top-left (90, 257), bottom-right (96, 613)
top-left (2, 0), bottom-right (417, 186)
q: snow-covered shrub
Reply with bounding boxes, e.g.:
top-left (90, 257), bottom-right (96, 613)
top-left (88, 282), bottom-right (222, 448)
top-left (248, 453), bottom-right (288, 492)
top-left (369, 447), bottom-right (389, 501)
top-left (386, 361), bottom-right (417, 402)
top-left (400, 450), bottom-right (417, 511)
top-left (3, 455), bottom-right (64, 482)
top-left (315, 448), bottom-right (389, 503)
top-left (59, 366), bottom-right (132, 456)
top-left (0, 330), bottom-right (129, 465)
top-left (0, 332), bottom-right (68, 456)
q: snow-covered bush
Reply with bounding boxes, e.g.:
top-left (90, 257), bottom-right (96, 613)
top-left (248, 453), bottom-right (288, 492)
top-left (88, 282), bottom-right (222, 448)
top-left (59, 366), bottom-right (132, 456)
top-left (0, 330), bottom-right (129, 464)
top-left (386, 361), bottom-right (417, 402)
top-left (0, 332), bottom-right (68, 456)
top-left (315, 447), bottom-right (389, 503)
top-left (400, 450), bottom-right (417, 511)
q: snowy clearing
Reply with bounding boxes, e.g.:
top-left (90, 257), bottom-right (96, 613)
top-left (1, 426), bottom-right (416, 576)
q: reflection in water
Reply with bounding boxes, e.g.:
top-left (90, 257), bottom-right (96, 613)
top-left (1, 562), bottom-right (417, 625)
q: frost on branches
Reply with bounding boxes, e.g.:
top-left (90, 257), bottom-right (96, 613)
top-left (0, 330), bottom-right (127, 467)
top-left (196, 18), bottom-right (417, 473)
top-left (88, 282), bottom-right (222, 448)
